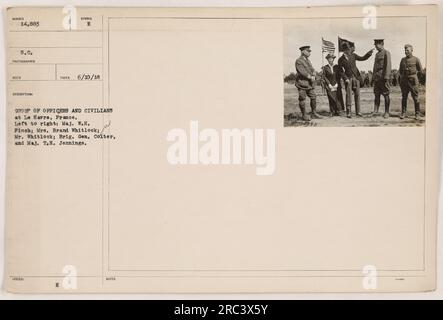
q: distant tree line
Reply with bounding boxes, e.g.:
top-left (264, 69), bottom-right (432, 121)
top-left (284, 68), bottom-right (426, 87)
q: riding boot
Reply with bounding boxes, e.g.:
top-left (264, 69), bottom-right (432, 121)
top-left (400, 97), bottom-right (407, 119)
top-left (310, 100), bottom-right (321, 119)
top-left (355, 99), bottom-right (363, 117)
top-left (300, 104), bottom-right (310, 121)
top-left (383, 95), bottom-right (390, 118)
top-left (414, 101), bottom-right (421, 120)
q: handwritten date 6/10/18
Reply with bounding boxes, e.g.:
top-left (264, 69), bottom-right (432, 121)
top-left (77, 73), bottom-right (101, 81)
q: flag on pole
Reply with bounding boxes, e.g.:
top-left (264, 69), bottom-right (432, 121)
top-left (338, 36), bottom-right (353, 52)
top-left (322, 38), bottom-right (335, 54)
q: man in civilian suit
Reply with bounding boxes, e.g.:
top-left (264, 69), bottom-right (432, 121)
top-left (338, 42), bottom-right (374, 118)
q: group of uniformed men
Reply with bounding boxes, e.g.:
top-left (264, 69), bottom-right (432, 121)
top-left (294, 39), bottom-right (423, 121)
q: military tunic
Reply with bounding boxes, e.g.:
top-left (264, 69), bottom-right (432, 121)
top-left (372, 49), bottom-right (392, 96)
top-left (295, 56), bottom-right (317, 112)
top-left (399, 55), bottom-right (422, 100)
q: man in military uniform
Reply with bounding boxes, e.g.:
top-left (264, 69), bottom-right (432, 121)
top-left (399, 44), bottom-right (423, 120)
top-left (371, 39), bottom-right (392, 118)
top-left (295, 45), bottom-right (320, 121)
top-left (322, 53), bottom-right (340, 116)
top-left (338, 42), bottom-right (373, 118)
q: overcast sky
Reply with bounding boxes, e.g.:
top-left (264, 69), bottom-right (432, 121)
top-left (284, 16), bottom-right (426, 75)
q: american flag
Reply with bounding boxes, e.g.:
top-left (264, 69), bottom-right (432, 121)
top-left (322, 38), bottom-right (335, 54)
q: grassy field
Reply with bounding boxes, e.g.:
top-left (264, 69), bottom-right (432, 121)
top-left (284, 83), bottom-right (426, 127)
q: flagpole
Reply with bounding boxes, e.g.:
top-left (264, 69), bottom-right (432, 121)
top-left (321, 38), bottom-right (325, 94)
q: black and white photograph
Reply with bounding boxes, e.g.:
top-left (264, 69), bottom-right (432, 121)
top-left (284, 17), bottom-right (427, 127)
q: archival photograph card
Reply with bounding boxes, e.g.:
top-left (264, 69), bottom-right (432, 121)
top-left (4, 5), bottom-right (439, 293)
